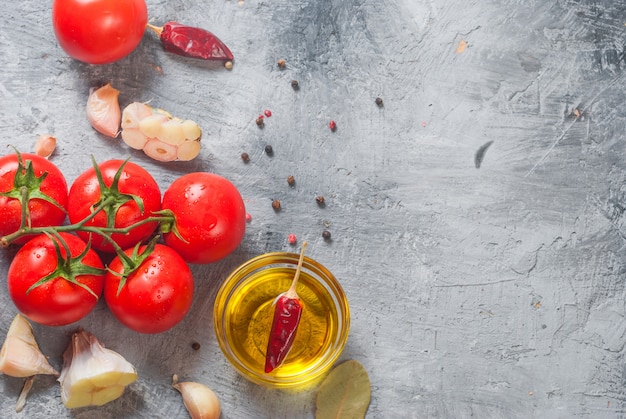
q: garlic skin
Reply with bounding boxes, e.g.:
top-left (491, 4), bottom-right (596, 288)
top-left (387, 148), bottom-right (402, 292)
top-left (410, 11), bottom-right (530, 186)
top-left (0, 313), bottom-right (59, 378)
top-left (87, 83), bottom-right (121, 138)
top-left (172, 375), bottom-right (221, 419)
top-left (34, 134), bottom-right (57, 158)
top-left (58, 329), bottom-right (137, 409)
top-left (120, 102), bottom-right (202, 162)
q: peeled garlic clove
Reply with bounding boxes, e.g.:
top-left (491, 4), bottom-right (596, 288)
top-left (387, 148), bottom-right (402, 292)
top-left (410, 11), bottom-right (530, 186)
top-left (34, 134), bottom-right (57, 158)
top-left (121, 102), bottom-right (153, 130)
top-left (159, 120), bottom-right (186, 145)
top-left (177, 140), bottom-right (201, 161)
top-left (181, 119), bottom-right (202, 140)
top-left (86, 83), bottom-right (121, 138)
top-left (121, 128), bottom-right (149, 150)
top-left (172, 375), bottom-right (221, 419)
top-left (143, 139), bottom-right (178, 162)
top-left (59, 329), bottom-right (137, 409)
top-left (0, 314), bottom-right (59, 378)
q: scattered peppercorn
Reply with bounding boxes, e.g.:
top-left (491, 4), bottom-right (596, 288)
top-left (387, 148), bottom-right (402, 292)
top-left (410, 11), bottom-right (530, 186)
top-left (246, 213), bottom-right (252, 223)
top-left (287, 175), bottom-right (295, 186)
top-left (225, 61), bottom-right (233, 70)
top-left (264, 109), bottom-right (272, 117)
top-left (291, 79), bottom-right (299, 90)
top-left (288, 233), bottom-right (297, 245)
top-left (265, 145), bottom-right (274, 155)
top-left (256, 116), bottom-right (265, 127)
top-left (316, 195), bottom-right (325, 205)
top-left (375, 97), bottom-right (383, 107)
top-left (322, 230), bottom-right (331, 240)
top-left (272, 199), bottom-right (281, 211)
top-left (329, 120), bottom-right (337, 132)
top-left (191, 342), bottom-right (201, 350)
top-left (278, 59), bottom-right (286, 68)
top-left (241, 152), bottom-right (250, 162)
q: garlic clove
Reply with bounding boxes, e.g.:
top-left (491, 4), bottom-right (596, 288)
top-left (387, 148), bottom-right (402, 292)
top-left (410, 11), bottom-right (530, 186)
top-left (121, 102), bottom-right (153, 130)
top-left (0, 313), bottom-right (59, 378)
top-left (181, 119), bottom-right (202, 141)
top-left (86, 83), bottom-right (121, 138)
top-left (34, 134), bottom-right (57, 158)
top-left (58, 329), bottom-right (137, 409)
top-left (138, 114), bottom-right (166, 138)
top-left (143, 139), bottom-right (178, 162)
top-left (159, 120), bottom-right (186, 145)
top-left (177, 140), bottom-right (201, 161)
top-left (121, 128), bottom-right (149, 150)
top-left (172, 374), bottom-right (221, 419)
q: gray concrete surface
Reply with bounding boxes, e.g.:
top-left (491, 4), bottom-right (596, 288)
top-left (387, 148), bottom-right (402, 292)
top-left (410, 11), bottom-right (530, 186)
top-left (1, 0), bottom-right (626, 417)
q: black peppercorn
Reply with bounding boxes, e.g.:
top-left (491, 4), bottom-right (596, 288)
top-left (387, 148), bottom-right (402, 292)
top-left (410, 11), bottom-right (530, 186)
top-left (375, 97), bottom-right (383, 107)
top-left (265, 145), bottom-right (273, 155)
top-left (191, 342), bottom-right (201, 350)
top-left (291, 80), bottom-right (299, 90)
top-left (241, 152), bottom-right (250, 162)
top-left (322, 230), bottom-right (331, 240)
top-left (316, 195), bottom-right (325, 205)
top-left (256, 116), bottom-right (264, 127)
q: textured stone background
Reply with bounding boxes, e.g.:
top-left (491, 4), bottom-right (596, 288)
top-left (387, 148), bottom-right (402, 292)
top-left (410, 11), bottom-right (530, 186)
top-left (1, 0), bottom-right (626, 418)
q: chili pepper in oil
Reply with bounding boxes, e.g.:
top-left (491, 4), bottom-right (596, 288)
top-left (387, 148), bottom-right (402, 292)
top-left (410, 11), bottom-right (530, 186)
top-left (147, 22), bottom-right (233, 61)
top-left (265, 242), bottom-right (308, 373)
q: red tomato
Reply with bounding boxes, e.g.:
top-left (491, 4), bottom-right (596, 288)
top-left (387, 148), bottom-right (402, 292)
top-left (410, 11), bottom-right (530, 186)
top-left (0, 153), bottom-right (68, 244)
top-left (7, 233), bottom-right (105, 326)
top-left (67, 160), bottom-right (161, 253)
top-left (52, 0), bottom-right (148, 64)
top-left (161, 173), bottom-right (246, 264)
top-left (104, 244), bottom-right (194, 334)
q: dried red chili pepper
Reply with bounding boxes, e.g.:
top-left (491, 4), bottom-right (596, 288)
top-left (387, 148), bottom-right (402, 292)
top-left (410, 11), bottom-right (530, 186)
top-left (265, 242), bottom-right (308, 373)
top-left (147, 22), bottom-right (233, 61)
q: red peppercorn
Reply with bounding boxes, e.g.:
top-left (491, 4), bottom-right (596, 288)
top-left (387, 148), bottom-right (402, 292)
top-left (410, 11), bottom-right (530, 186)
top-left (272, 199), bottom-right (281, 211)
top-left (288, 234), bottom-right (297, 245)
top-left (264, 109), bottom-right (272, 117)
top-left (256, 116), bottom-right (264, 127)
top-left (329, 120), bottom-right (337, 131)
top-left (241, 152), bottom-right (250, 162)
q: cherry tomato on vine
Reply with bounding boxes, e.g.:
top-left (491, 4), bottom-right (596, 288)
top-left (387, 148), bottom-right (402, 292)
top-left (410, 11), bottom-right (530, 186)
top-left (7, 232), bottom-right (106, 326)
top-left (0, 152), bottom-right (68, 244)
top-left (161, 172), bottom-right (246, 264)
top-left (52, 0), bottom-right (148, 64)
top-left (67, 159), bottom-right (161, 253)
top-left (104, 243), bottom-right (194, 334)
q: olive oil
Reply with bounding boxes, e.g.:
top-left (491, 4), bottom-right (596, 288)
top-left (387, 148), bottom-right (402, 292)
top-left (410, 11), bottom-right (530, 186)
top-left (226, 268), bottom-right (336, 377)
top-left (214, 253), bottom-right (350, 388)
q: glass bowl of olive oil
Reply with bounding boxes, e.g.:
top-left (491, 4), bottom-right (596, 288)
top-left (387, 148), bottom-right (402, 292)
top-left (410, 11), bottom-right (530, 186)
top-left (213, 252), bottom-right (350, 388)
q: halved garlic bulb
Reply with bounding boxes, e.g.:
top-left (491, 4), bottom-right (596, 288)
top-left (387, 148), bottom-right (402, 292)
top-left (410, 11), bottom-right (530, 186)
top-left (58, 329), bottom-right (137, 409)
top-left (120, 102), bottom-right (203, 162)
top-left (0, 313), bottom-right (58, 378)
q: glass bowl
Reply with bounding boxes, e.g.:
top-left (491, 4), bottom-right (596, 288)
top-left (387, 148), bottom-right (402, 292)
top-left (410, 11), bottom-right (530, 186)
top-left (213, 252), bottom-right (350, 388)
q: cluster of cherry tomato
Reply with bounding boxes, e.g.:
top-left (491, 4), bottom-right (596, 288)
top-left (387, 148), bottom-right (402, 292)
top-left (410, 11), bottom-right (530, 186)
top-left (0, 152), bottom-right (246, 333)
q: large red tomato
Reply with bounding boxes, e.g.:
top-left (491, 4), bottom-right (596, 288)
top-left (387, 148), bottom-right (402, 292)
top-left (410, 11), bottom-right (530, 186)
top-left (7, 232), bottom-right (105, 326)
top-left (52, 0), bottom-right (148, 64)
top-left (67, 159), bottom-right (161, 253)
top-left (104, 243), bottom-right (194, 334)
top-left (161, 172), bottom-right (246, 264)
top-left (0, 153), bottom-right (68, 244)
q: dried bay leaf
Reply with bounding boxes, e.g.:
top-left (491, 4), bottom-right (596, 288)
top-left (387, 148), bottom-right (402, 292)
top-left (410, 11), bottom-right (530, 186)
top-left (315, 360), bottom-right (371, 419)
